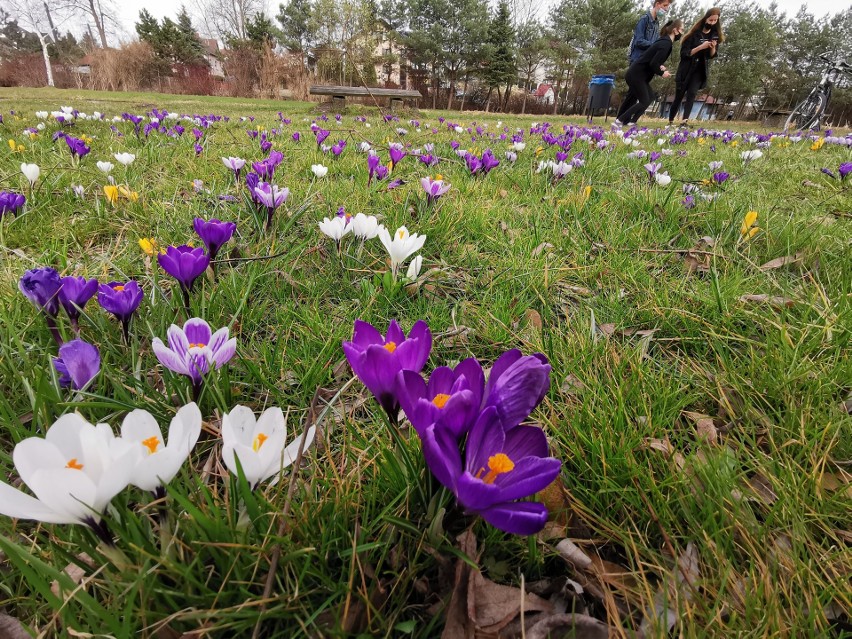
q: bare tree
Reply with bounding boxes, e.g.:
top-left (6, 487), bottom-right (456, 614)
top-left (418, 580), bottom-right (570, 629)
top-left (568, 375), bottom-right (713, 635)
top-left (57, 0), bottom-right (117, 47)
top-left (6, 0), bottom-right (61, 85)
top-left (194, 0), bottom-right (262, 40)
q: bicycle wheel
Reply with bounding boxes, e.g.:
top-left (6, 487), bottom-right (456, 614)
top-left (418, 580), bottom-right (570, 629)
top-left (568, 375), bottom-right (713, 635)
top-left (785, 92), bottom-right (828, 132)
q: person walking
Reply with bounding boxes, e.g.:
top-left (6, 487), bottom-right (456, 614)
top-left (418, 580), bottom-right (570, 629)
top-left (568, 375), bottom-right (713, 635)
top-left (668, 8), bottom-right (724, 125)
top-left (614, 20), bottom-right (684, 126)
top-left (617, 0), bottom-right (672, 123)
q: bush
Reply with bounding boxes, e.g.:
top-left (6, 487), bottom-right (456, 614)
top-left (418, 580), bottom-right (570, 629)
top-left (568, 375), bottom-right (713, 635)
top-left (88, 42), bottom-right (160, 91)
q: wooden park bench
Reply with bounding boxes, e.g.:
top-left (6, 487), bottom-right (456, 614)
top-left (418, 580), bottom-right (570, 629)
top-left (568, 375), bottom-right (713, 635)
top-left (309, 85), bottom-right (422, 110)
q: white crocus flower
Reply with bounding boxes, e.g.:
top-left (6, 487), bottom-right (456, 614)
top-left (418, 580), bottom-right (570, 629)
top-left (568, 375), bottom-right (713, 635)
top-left (454, 125), bottom-right (463, 133)
top-left (113, 152), bottom-right (136, 166)
top-left (221, 406), bottom-right (316, 489)
top-left (318, 216), bottom-right (351, 245)
top-left (120, 403), bottom-right (202, 494)
top-left (36, 122), bottom-right (45, 131)
top-left (0, 413), bottom-right (139, 526)
top-left (97, 161), bottom-right (114, 174)
top-left (351, 213), bottom-right (381, 240)
top-left (311, 164), bottom-right (328, 178)
top-left (654, 172), bottom-right (672, 186)
top-left (406, 254), bottom-right (423, 280)
top-left (35, 111), bottom-right (48, 119)
top-left (378, 225), bottom-right (426, 278)
top-left (512, 142), bottom-right (526, 152)
top-left (741, 149), bottom-right (763, 163)
top-left (21, 163), bottom-right (40, 186)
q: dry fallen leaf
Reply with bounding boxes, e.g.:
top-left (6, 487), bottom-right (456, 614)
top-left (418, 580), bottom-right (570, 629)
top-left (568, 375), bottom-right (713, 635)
top-left (745, 473), bottom-right (778, 505)
top-left (531, 242), bottom-right (554, 257)
top-left (525, 613), bottom-right (615, 639)
top-left (442, 530), bottom-right (553, 638)
top-left (50, 553), bottom-right (94, 598)
top-left (683, 411), bottom-right (719, 444)
top-left (0, 614), bottom-right (32, 639)
top-left (759, 252), bottom-right (804, 271)
top-left (525, 309), bottom-right (543, 329)
top-left (739, 294), bottom-right (795, 308)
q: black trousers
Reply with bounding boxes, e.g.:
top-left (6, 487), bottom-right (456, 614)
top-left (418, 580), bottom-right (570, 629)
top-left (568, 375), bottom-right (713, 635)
top-left (669, 72), bottom-right (704, 121)
top-left (619, 69), bottom-right (654, 124)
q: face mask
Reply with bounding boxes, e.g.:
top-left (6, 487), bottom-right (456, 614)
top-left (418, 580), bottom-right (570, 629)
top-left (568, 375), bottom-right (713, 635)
top-left (656, 7), bottom-right (667, 20)
top-left (674, 33), bottom-right (682, 41)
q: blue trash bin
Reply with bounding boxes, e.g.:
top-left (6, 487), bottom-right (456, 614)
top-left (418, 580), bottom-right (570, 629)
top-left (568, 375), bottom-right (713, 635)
top-left (588, 74), bottom-right (616, 118)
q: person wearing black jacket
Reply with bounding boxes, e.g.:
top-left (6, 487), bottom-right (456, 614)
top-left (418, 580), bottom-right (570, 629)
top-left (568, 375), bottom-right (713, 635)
top-left (615, 20), bottom-right (684, 126)
top-left (669, 8), bottom-right (724, 125)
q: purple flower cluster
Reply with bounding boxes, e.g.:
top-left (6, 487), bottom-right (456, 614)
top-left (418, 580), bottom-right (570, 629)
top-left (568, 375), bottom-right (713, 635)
top-left (343, 319), bottom-right (560, 535)
top-left (0, 191), bottom-right (25, 218)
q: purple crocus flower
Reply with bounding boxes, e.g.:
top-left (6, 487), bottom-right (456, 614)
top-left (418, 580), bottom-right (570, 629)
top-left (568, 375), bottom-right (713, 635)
top-left (0, 191), bottom-right (26, 217)
top-left (419, 154), bottom-right (438, 167)
top-left (682, 195), bottom-right (696, 209)
top-left (157, 245), bottom-right (210, 312)
top-left (193, 217), bottom-right (236, 261)
top-left (387, 178), bottom-right (405, 190)
top-left (252, 159), bottom-right (275, 179)
top-left (194, 143), bottom-right (203, 156)
top-left (222, 156), bottom-right (246, 182)
top-left (367, 153), bottom-right (381, 184)
top-left (252, 182), bottom-right (289, 231)
top-left (315, 128), bottom-right (330, 145)
top-left (53, 339), bottom-right (100, 390)
top-left (481, 149), bottom-right (500, 174)
top-left (292, 132), bottom-right (301, 142)
top-left (374, 165), bottom-right (389, 181)
top-left (644, 161), bottom-right (662, 176)
top-left (58, 275), bottom-right (98, 333)
top-left (420, 177), bottom-right (451, 204)
top-left (421, 405), bottom-right (561, 535)
top-left (260, 139), bottom-right (272, 153)
top-left (840, 162), bottom-right (852, 180)
top-left (465, 153), bottom-right (482, 175)
top-left (713, 171), bottom-right (730, 184)
top-left (342, 319), bottom-right (432, 423)
top-left (98, 280), bottom-right (144, 342)
top-left (822, 167), bottom-right (837, 179)
top-left (389, 145), bottom-right (406, 168)
top-left (152, 317), bottom-right (237, 401)
top-left (332, 140), bottom-right (346, 156)
top-left (480, 349), bottom-right (551, 430)
top-left (19, 267), bottom-right (62, 317)
top-left (245, 172), bottom-right (261, 205)
top-left (397, 358), bottom-right (484, 437)
top-left (64, 136), bottom-right (90, 160)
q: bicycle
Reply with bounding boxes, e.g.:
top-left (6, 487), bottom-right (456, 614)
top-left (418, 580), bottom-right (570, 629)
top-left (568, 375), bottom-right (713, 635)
top-left (784, 53), bottom-right (852, 132)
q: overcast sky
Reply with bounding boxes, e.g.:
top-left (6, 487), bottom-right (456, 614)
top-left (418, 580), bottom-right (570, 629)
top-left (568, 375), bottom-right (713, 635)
top-left (111, 0), bottom-right (848, 42)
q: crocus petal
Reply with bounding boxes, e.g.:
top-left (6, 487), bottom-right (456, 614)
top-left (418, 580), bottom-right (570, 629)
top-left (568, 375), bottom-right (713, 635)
top-left (0, 480), bottom-right (74, 523)
top-left (168, 402), bottom-right (202, 458)
top-left (183, 318), bottom-right (212, 346)
top-left (491, 457), bottom-right (561, 502)
top-left (421, 423), bottom-right (463, 491)
top-left (152, 338), bottom-right (189, 375)
top-left (478, 501), bottom-right (549, 535)
top-left (212, 337), bottom-right (237, 368)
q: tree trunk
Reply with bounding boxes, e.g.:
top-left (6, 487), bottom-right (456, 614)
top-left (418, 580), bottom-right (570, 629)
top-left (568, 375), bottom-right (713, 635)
top-left (431, 61), bottom-right (438, 110)
top-left (521, 82), bottom-right (528, 114)
top-left (503, 81), bottom-right (512, 112)
top-left (446, 70), bottom-right (454, 110)
top-left (485, 86), bottom-right (493, 112)
top-left (43, 3), bottom-right (59, 41)
top-left (552, 75), bottom-right (563, 115)
top-left (38, 34), bottom-right (54, 87)
top-left (87, 0), bottom-right (108, 47)
top-left (459, 73), bottom-right (469, 111)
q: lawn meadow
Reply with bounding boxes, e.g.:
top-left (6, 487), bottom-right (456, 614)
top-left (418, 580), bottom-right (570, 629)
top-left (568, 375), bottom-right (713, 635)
top-left (0, 87), bottom-right (850, 638)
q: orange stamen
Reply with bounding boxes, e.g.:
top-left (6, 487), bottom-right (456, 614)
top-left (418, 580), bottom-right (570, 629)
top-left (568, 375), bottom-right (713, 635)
top-left (480, 453), bottom-right (514, 484)
top-left (432, 393), bottom-right (451, 409)
top-left (252, 433), bottom-right (268, 452)
top-left (113, 285), bottom-right (125, 292)
top-left (384, 341), bottom-right (397, 353)
top-left (142, 436), bottom-right (161, 454)
top-left (65, 458), bottom-right (84, 470)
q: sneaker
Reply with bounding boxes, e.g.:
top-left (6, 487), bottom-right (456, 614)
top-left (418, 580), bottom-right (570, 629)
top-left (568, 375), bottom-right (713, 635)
top-left (612, 119), bottom-right (624, 128)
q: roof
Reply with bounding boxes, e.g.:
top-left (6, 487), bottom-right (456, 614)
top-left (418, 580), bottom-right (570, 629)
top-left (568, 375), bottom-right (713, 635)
top-left (535, 84), bottom-right (553, 97)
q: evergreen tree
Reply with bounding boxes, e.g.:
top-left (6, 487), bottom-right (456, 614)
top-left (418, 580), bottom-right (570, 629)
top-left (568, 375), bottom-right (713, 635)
top-left (483, 0), bottom-right (516, 110)
top-left (277, 0), bottom-right (314, 53)
top-left (176, 6), bottom-right (206, 65)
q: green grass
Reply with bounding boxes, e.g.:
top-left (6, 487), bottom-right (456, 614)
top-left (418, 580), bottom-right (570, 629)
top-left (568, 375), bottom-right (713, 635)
top-left (0, 86), bottom-right (850, 638)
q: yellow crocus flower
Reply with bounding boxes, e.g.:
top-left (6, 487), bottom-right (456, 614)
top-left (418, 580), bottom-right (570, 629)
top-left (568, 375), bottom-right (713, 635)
top-left (139, 238), bottom-right (158, 255)
top-left (740, 210), bottom-right (759, 239)
top-left (103, 185), bottom-right (119, 205)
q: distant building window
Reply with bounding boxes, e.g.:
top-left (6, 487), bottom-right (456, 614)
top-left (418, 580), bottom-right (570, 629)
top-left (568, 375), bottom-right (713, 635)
top-left (384, 48), bottom-right (392, 56)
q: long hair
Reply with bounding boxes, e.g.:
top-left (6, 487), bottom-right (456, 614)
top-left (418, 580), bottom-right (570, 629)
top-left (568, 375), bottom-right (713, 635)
top-left (684, 8), bottom-right (725, 44)
top-left (660, 19), bottom-right (684, 38)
